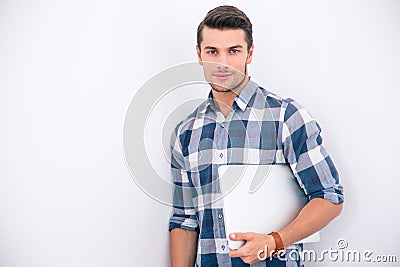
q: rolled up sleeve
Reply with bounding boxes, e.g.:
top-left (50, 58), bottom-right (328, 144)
top-left (282, 100), bottom-right (344, 204)
top-left (168, 125), bottom-right (199, 232)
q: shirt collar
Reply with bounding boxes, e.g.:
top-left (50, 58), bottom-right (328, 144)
top-left (198, 78), bottom-right (259, 115)
top-left (234, 78), bottom-right (258, 111)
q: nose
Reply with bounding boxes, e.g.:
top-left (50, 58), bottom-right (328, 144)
top-left (216, 53), bottom-right (230, 70)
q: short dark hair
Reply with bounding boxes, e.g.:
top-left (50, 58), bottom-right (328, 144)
top-left (197, 5), bottom-right (253, 51)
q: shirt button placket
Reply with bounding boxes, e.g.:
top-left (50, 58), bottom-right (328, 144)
top-left (216, 122), bottom-right (227, 164)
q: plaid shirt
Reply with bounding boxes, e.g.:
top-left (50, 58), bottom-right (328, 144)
top-left (168, 79), bottom-right (344, 267)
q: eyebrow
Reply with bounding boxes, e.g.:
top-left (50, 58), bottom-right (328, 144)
top-left (203, 45), bottom-right (244, 50)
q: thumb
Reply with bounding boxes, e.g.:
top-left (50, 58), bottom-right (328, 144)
top-left (229, 232), bottom-right (249, 241)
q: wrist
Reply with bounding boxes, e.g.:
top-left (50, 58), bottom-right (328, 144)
top-left (268, 231), bottom-right (285, 257)
top-left (266, 234), bottom-right (276, 254)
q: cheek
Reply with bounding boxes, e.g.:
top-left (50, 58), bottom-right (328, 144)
top-left (231, 59), bottom-right (247, 72)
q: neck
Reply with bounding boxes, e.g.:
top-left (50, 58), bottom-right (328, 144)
top-left (212, 76), bottom-right (250, 117)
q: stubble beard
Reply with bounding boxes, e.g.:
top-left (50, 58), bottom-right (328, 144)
top-left (209, 65), bottom-right (248, 93)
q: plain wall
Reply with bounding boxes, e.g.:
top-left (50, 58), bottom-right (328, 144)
top-left (0, 0), bottom-right (399, 266)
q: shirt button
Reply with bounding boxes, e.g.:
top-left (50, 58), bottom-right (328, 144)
top-left (219, 153), bottom-right (224, 158)
top-left (218, 213), bottom-right (223, 219)
top-left (221, 245), bottom-right (225, 250)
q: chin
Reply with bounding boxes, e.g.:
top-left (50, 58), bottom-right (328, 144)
top-left (211, 84), bottom-right (231, 92)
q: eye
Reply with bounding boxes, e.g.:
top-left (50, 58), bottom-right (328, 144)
top-left (206, 50), bottom-right (217, 55)
top-left (230, 49), bottom-right (240, 54)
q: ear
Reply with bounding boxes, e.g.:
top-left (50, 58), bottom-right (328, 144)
top-left (196, 45), bottom-right (203, 66)
top-left (246, 44), bottom-right (254, 64)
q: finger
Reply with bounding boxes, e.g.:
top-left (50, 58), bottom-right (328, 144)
top-left (229, 249), bottom-right (240, 258)
top-left (230, 232), bottom-right (250, 241)
top-left (230, 243), bottom-right (253, 259)
top-left (229, 244), bottom-right (249, 258)
top-left (242, 256), bottom-right (252, 265)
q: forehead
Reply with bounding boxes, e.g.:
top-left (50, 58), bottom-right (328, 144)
top-left (200, 26), bottom-right (247, 49)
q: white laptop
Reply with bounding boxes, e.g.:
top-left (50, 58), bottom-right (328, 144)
top-left (218, 164), bottom-right (320, 250)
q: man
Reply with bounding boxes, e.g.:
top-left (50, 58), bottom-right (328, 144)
top-left (169, 5), bottom-right (344, 267)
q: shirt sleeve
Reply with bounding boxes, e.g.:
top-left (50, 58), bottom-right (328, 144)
top-left (282, 99), bottom-right (344, 204)
top-left (168, 124), bottom-right (199, 232)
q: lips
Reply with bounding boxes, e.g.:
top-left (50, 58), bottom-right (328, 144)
top-left (212, 73), bottom-right (232, 80)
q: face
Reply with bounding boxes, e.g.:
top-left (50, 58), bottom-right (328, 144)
top-left (197, 26), bottom-right (254, 92)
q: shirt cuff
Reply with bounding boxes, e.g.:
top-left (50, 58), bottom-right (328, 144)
top-left (169, 215), bottom-right (199, 232)
top-left (308, 187), bottom-right (344, 204)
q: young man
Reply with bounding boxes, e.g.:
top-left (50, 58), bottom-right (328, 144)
top-left (169, 5), bottom-right (344, 267)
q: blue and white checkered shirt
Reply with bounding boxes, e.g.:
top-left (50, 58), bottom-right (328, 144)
top-left (169, 79), bottom-right (344, 267)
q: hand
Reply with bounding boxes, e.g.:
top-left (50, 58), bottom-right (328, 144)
top-left (228, 232), bottom-right (276, 264)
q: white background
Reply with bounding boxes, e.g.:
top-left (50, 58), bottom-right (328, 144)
top-left (1, 0), bottom-right (399, 266)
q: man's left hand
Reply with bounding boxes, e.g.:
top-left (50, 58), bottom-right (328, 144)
top-left (228, 232), bottom-right (276, 264)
